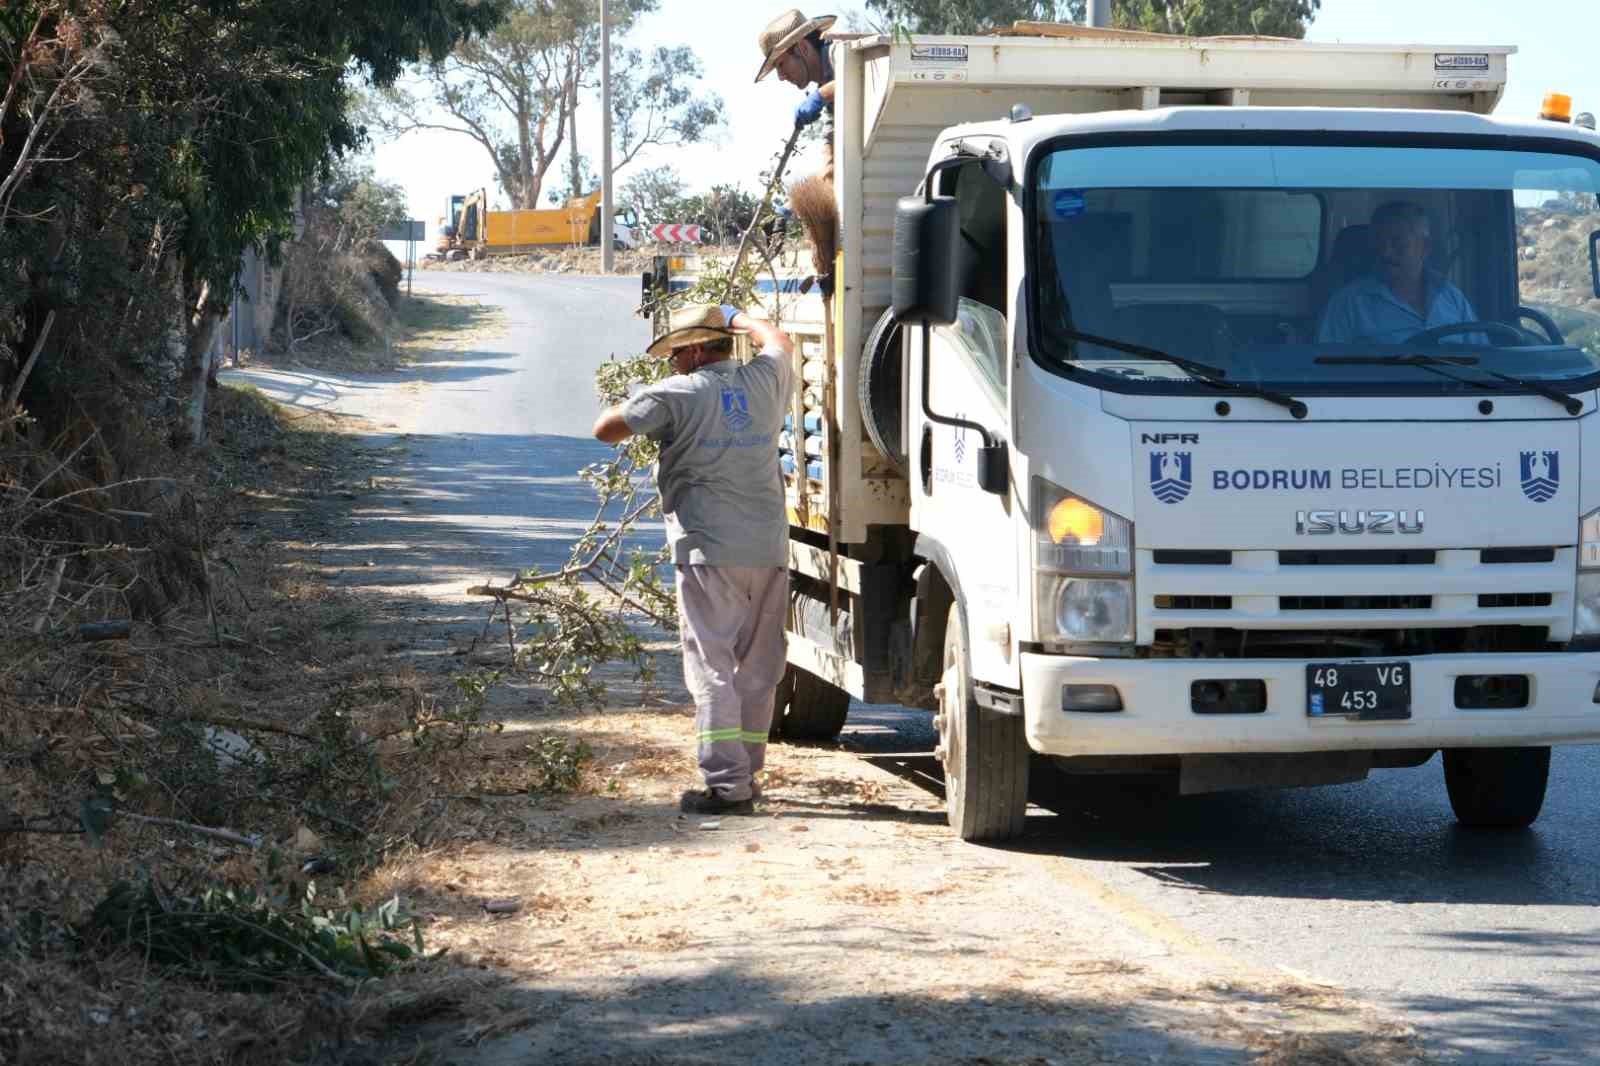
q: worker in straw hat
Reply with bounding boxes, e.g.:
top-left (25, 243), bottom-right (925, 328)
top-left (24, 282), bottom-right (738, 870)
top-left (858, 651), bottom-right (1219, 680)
top-left (593, 304), bottom-right (795, 816)
top-left (756, 10), bottom-right (838, 182)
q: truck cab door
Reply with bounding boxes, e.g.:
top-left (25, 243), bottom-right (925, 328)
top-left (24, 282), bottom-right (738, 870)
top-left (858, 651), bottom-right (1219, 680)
top-left (909, 160), bottom-right (1018, 688)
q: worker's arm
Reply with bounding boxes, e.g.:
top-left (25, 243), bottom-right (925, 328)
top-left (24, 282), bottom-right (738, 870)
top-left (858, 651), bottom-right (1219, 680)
top-left (592, 406), bottom-right (634, 444)
top-left (723, 305), bottom-right (794, 358)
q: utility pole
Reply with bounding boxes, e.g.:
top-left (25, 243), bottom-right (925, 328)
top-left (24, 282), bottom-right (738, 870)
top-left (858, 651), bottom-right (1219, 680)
top-left (1089, 0), bottom-right (1111, 27)
top-left (600, 0), bottom-right (615, 272)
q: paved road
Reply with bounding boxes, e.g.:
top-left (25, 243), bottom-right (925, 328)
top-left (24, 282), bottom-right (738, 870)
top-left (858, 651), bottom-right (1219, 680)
top-left (229, 273), bottom-right (1600, 1064)
top-left (222, 272), bottom-right (655, 598)
top-left (848, 706), bottom-right (1600, 1064)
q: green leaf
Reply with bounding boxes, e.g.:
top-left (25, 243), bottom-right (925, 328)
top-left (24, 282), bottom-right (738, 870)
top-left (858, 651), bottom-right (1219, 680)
top-left (79, 797), bottom-right (114, 845)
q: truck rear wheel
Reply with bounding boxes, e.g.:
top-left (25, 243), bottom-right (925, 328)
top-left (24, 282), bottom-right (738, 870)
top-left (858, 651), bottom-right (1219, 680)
top-left (772, 666), bottom-right (850, 741)
top-left (1443, 746), bottom-right (1550, 829)
top-left (936, 603), bottom-right (1028, 842)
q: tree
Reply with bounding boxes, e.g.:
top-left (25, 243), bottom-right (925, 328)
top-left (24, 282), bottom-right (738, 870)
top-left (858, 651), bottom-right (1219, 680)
top-left (863, 0), bottom-right (1319, 36)
top-left (0, 0), bottom-right (506, 447)
top-left (377, 0), bottom-right (721, 211)
top-left (158, 0), bottom-right (508, 443)
top-left (611, 46), bottom-right (723, 173)
top-left (620, 166), bottom-right (686, 225)
top-left (863, 0), bottom-right (1072, 33)
top-left (671, 185), bottom-right (760, 246)
top-left (1115, 0), bottom-right (1319, 36)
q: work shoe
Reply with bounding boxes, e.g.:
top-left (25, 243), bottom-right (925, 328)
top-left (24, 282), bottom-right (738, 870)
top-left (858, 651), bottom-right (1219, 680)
top-left (679, 788), bottom-right (755, 816)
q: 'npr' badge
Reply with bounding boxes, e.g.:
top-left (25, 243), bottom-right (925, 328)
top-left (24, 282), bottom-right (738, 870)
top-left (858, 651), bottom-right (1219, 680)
top-left (1519, 450), bottom-right (1559, 503)
top-left (1149, 452), bottom-right (1193, 505)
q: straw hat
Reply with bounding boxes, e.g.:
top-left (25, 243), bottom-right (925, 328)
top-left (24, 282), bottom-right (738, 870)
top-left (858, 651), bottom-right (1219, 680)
top-left (646, 304), bottom-right (737, 357)
top-left (755, 9), bottom-right (837, 83)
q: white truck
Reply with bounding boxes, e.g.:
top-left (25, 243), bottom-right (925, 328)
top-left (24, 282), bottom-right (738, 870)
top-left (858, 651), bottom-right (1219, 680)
top-left (656, 25), bottom-right (1600, 841)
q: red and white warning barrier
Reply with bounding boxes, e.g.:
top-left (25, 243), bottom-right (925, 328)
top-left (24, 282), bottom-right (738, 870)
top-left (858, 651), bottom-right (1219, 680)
top-left (648, 223), bottom-right (703, 244)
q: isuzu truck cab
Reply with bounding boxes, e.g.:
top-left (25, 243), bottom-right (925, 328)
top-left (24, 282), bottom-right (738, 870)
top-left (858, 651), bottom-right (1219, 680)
top-left (656, 26), bottom-right (1600, 841)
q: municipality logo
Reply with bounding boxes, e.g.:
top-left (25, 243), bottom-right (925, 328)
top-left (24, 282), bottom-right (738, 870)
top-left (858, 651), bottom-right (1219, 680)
top-left (1150, 452), bottom-right (1193, 505)
top-left (720, 386), bottom-right (752, 432)
top-left (1519, 450), bottom-right (1560, 503)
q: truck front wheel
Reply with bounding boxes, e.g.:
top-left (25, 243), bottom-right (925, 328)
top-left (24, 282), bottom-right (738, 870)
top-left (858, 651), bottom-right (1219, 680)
top-left (1443, 746), bottom-right (1550, 829)
top-left (771, 666), bottom-right (850, 741)
top-left (936, 603), bottom-right (1028, 842)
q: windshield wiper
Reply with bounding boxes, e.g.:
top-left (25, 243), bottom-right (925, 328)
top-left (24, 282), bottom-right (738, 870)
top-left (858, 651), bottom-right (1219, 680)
top-left (1061, 329), bottom-right (1308, 419)
top-left (1316, 354), bottom-right (1584, 416)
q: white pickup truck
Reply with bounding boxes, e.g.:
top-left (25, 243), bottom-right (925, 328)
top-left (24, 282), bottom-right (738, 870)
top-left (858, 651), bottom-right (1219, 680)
top-left (653, 25), bottom-right (1600, 841)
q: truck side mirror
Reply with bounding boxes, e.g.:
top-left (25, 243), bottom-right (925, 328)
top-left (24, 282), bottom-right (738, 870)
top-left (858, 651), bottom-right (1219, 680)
top-left (892, 196), bottom-right (961, 326)
top-left (976, 441), bottom-right (1009, 495)
top-left (1591, 230), bottom-right (1600, 298)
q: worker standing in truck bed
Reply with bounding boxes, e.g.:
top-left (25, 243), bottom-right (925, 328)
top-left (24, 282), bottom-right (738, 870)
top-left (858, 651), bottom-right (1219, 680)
top-left (756, 9), bottom-right (837, 184)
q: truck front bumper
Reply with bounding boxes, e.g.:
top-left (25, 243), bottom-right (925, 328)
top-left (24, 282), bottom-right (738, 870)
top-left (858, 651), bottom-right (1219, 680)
top-left (1021, 651), bottom-right (1600, 756)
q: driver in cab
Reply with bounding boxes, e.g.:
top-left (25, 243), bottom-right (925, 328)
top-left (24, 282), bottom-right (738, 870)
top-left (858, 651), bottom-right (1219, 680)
top-left (1317, 201), bottom-right (1483, 345)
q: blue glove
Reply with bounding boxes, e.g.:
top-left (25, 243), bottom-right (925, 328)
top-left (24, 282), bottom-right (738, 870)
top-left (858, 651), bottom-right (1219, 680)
top-left (794, 88), bottom-right (826, 128)
top-left (719, 304), bottom-right (741, 327)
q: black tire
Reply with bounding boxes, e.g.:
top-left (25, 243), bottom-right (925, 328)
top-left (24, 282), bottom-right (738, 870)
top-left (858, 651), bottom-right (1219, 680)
top-left (1443, 746), bottom-right (1550, 829)
top-left (936, 603), bottom-right (1028, 842)
top-left (774, 666), bottom-right (850, 741)
top-left (857, 308), bottom-right (906, 476)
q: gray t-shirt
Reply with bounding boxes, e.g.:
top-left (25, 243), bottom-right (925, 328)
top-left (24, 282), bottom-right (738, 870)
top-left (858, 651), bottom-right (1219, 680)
top-left (621, 349), bottom-right (792, 567)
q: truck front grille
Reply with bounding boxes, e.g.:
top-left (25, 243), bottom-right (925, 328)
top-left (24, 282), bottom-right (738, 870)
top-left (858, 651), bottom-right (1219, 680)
top-left (1482, 547), bottom-right (1558, 564)
top-left (1278, 549), bottom-right (1437, 566)
top-left (1478, 593), bottom-right (1555, 609)
top-left (1155, 595), bottom-right (1234, 611)
top-left (1280, 595), bottom-right (1432, 612)
top-left (1140, 546), bottom-right (1575, 643)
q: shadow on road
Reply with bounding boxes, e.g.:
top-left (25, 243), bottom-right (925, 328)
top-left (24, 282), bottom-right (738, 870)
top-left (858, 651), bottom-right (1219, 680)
top-left (281, 430), bottom-right (659, 589)
top-left (833, 704), bottom-right (1600, 913)
top-left (386, 962), bottom-right (1378, 1066)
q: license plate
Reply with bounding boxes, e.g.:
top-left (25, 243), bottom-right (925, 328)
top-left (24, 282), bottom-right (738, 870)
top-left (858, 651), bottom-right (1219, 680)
top-left (1306, 662), bottom-right (1412, 720)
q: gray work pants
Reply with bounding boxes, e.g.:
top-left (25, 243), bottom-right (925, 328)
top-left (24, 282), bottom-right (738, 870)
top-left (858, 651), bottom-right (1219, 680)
top-left (675, 564), bottom-right (788, 800)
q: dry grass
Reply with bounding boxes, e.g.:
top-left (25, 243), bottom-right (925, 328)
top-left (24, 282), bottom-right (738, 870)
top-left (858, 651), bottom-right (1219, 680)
top-left (419, 246), bottom-right (657, 276)
top-left (807, 775), bottom-right (888, 804)
top-left (243, 292), bottom-right (506, 374)
top-left (0, 366), bottom-right (510, 1066)
top-left (1249, 1028), bottom-right (1425, 1066)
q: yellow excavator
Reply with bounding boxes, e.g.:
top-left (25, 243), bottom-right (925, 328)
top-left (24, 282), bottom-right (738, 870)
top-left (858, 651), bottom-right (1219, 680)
top-left (431, 188), bottom-right (639, 260)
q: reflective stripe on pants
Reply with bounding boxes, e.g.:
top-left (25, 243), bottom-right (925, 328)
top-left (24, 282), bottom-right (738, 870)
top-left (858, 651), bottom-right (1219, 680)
top-left (676, 564), bottom-right (788, 800)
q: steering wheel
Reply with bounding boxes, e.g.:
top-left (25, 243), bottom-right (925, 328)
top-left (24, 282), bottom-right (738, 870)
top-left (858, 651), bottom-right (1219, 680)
top-left (1408, 320), bottom-right (1539, 347)
top-left (1516, 306), bottom-right (1566, 345)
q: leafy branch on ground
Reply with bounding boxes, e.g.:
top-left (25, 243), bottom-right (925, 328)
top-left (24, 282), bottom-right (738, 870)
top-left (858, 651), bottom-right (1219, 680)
top-left (89, 870), bottom-right (424, 990)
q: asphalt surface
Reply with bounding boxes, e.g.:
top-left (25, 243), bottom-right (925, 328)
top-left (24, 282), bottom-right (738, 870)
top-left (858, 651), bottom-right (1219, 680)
top-left (230, 272), bottom-right (1600, 1065)
top-left (223, 272), bottom-right (657, 593)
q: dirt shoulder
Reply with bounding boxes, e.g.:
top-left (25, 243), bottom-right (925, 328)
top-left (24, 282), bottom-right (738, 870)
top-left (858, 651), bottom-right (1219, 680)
top-left (360, 689), bottom-right (1426, 1066)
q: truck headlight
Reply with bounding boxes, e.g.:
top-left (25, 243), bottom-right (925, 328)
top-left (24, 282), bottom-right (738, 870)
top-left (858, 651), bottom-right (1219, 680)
top-left (1579, 509), bottom-right (1600, 635)
top-left (1034, 480), bottom-right (1133, 643)
top-left (1049, 577), bottom-right (1133, 642)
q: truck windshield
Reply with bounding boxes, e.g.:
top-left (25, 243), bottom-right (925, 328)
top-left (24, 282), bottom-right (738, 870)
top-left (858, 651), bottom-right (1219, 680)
top-left (1031, 141), bottom-right (1600, 395)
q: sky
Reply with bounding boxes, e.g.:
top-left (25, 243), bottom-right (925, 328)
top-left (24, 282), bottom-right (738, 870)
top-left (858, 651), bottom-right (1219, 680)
top-left (371, 0), bottom-right (1599, 253)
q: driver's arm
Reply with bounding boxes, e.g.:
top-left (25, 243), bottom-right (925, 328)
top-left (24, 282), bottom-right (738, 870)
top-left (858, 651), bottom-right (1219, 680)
top-left (1448, 288), bottom-right (1489, 346)
top-left (1315, 288), bottom-right (1359, 344)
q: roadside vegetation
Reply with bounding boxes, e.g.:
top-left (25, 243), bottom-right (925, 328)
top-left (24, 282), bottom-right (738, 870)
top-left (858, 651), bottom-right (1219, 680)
top-left (0, 3), bottom-right (514, 1060)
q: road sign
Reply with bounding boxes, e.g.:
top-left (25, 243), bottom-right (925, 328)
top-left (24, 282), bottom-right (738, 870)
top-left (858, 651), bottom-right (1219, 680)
top-left (649, 223), bottom-right (703, 244)
top-left (379, 220), bottom-right (426, 242)
top-left (378, 220), bottom-right (425, 297)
